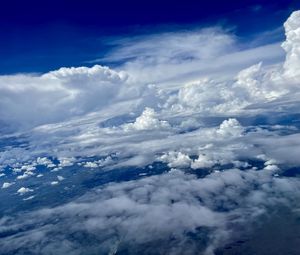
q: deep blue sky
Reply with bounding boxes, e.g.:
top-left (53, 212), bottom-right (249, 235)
top-left (1, 0), bottom-right (299, 74)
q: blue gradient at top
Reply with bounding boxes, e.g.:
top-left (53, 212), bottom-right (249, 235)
top-left (0, 0), bottom-right (299, 74)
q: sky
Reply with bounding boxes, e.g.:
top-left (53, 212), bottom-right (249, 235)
top-left (1, 0), bottom-right (300, 74)
top-left (1, 2), bottom-right (300, 255)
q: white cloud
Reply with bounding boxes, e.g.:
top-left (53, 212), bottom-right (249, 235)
top-left (20, 164), bottom-right (36, 171)
top-left (160, 151), bottom-right (192, 168)
top-left (0, 65), bottom-right (128, 130)
top-left (165, 78), bottom-right (245, 114)
top-left (57, 176), bottom-right (65, 181)
top-left (83, 161), bottom-right (98, 168)
top-left (1, 168), bottom-right (300, 254)
top-left (58, 157), bottom-right (75, 167)
top-left (82, 156), bottom-right (114, 168)
top-left (17, 173), bottom-right (31, 180)
top-left (263, 164), bottom-right (280, 171)
top-left (36, 157), bottom-right (55, 168)
top-left (17, 187), bottom-right (33, 194)
top-left (234, 62), bottom-right (278, 100)
top-left (23, 195), bottom-right (35, 201)
top-left (216, 118), bottom-right (244, 138)
top-left (282, 10), bottom-right (300, 78)
top-left (122, 107), bottom-right (170, 131)
top-left (191, 154), bottom-right (215, 169)
top-left (96, 28), bottom-right (283, 86)
top-left (2, 182), bottom-right (13, 189)
top-left (0, 10), bottom-right (298, 136)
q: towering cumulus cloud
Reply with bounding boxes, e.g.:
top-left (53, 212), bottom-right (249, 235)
top-left (0, 65), bottom-right (128, 129)
top-left (0, 9), bottom-right (300, 255)
top-left (282, 10), bottom-right (300, 77)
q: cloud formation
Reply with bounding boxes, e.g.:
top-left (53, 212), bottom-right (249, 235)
top-left (123, 107), bottom-right (170, 131)
top-left (282, 10), bottom-right (300, 77)
top-left (0, 65), bottom-right (128, 129)
top-left (1, 168), bottom-right (300, 255)
top-left (0, 9), bottom-right (300, 255)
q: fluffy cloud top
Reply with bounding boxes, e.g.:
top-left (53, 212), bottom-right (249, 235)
top-left (160, 151), bottom-right (192, 168)
top-left (217, 118), bottom-right (244, 137)
top-left (0, 65), bottom-right (128, 129)
top-left (282, 10), bottom-right (300, 77)
top-left (123, 107), bottom-right (170, 131)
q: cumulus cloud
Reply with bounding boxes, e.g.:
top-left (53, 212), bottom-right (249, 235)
top-left (123, 107), bottom-right (170, 131)
top-left (282, 10), bottom-right (300, 78)
top-left (17, 187), bottom-right (33, 195)
top-left (82, 156), bottom-right (114, 168)
top-left (57, 175), bottom-right (65, 181)
top-left (165, 78), bottom-right (242, 114)
top-left (216, 118), bottom-right (244, 137)
top-left (233, 62), bottom-right (285, 100)
top-left (191, 154), bottom-right (215, 169)
top-left (160, 151), bottom-right (192, 168)
top-left (0, 65), bottom-right (128, 130)
top-left (1, 182), bottom-right (13, 189)
top-left (36, 157), bottom-right (55, 168)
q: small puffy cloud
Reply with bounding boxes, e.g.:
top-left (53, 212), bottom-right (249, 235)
top-left (17, 187), bottom-right (33, 195)
top-left (123, 108), bottom-right (170, 131)
top-left (20, 164), bottom-right (36, 172)
top-left (264, 164), bottom-right (280, 171)
top-left (36, 157), bottom-right (55, 168)
top-left (2, 182), bottom-right (13, 189)
top-left (83, 161), bottom-right (98, 168)
top-left (17, 173), bottom-right (31, 180)
top-left (82, 156), bottom-right (114, 168)
top-left (57, 176), bottom-right (65, 181)
top-left (160, 151), bottom-right (192, 168)
top-left (216, 118), bottom-right (244, 138)
top-left (58, 157), bottom-right (75, 167)
top-left (191, 154), bottom-right (215, 169)
top-left (264, 159), bottom-right (278, 166)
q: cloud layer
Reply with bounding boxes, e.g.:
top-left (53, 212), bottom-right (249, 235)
top-left (0, 10), bottom-right (300, 255)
